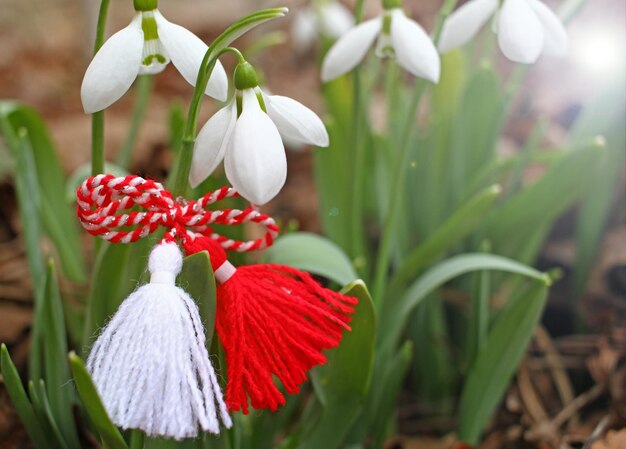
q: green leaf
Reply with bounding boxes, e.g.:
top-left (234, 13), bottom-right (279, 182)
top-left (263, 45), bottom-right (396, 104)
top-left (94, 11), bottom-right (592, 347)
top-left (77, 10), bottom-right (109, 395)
top-left (178, 252), bottom-right (217, 344)
top-left (42, 260), bottom-right (81, 448)
top-left (390, 185), bottom-right (502, 294)
top-left (457, 282), bottom-right (548, 444)
top-left (483, 140), bottom-right (603, 262)
top-left (264, 232), bottom-right (358, 286)
top-left (0, 101), bottom-right (86, 282)
top-left (380, 254), bottom-right (549, 350)
top-left (28, 380), bottom-right (70, 449)
top-left (0, 344), bottom-right (49, 448)
top-left (68, 352), bottom-right (129, 449)
top-left (0, 123), bottom-right (49, 381)
top-left (447, 64), bottom-right (502, 211)
top-left (368, 341), bottom-right (413, 448)
top-left (570, 78), bottom-right (626, 294)
top-left (300, 280), bottom-right (375, 449)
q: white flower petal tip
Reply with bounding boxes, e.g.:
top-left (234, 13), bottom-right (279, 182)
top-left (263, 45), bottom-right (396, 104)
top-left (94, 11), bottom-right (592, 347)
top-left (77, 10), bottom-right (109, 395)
top-left (390, 10), bottom-right (441, 83)
top-left (206, 61), bottom-right (229, 102)
top-left (266, 95), bottom-right (329, 147)
top-left (154, 11), bottom-right (228, 101)
top-left (528, 0), bottom-right (568, 57)
top-left (81, 15), bottom-right (143, 113)
top-left (438, 0), bottom-right (499, 53)
top-left (321, 18), bottom-right (382, 82)
top-left (498, 0), bottom-right (544, 64)
top-left (321, 2), bottom-right (355, 39)
top-left (189, 102), bottom-right (237, 188)
top-left (225, 90), bottom-right (287, 205)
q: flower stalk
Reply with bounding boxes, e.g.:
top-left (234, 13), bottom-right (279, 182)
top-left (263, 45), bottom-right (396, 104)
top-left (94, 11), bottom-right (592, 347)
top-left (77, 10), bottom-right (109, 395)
top-left (372, 0), bottom-right (459, 303)
top-left (91, 0), bottom-right (110, 176)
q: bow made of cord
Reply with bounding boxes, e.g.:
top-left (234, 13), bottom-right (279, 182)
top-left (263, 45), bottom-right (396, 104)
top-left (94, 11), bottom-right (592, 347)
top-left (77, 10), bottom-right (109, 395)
top-left (76, 174), bottom-right (279, 252)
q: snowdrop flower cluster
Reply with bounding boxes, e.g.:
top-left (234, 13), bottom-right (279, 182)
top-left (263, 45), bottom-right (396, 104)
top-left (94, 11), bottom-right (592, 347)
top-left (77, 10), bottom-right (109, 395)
top-left (439, 0), bottom-right (568, 64)
top-left (291, 0), bottom-right (354, 52)
top-left (81, 0), bottom-right (227, 113)
top-left (321, 0), bottom-right (440, 83)
top-left (190, 61), bottom-right (329, 205)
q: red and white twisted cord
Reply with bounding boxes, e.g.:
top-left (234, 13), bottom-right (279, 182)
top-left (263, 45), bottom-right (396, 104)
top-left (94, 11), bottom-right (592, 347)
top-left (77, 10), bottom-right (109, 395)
top-left (77, 174), bottom-right (279, 252)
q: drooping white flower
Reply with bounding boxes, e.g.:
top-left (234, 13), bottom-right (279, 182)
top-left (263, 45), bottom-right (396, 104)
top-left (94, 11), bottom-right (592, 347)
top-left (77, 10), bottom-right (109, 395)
top-left (321, 6), bottom-right (440, 83)
top-left (292, 0), bottom-right (354, 52)
top-left (190, 63), bottom-right (329, 205)
top-left (439, 0), bottom-right (568, 64)
top-left (81, 2), bottom-right (228, 113)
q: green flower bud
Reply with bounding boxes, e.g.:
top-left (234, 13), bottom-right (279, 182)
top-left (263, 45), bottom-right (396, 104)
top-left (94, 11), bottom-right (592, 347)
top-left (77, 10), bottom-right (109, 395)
top-left (382, 0), bottom-right (402, 9)
top-left (234, 61), bottom-right (259, 90)
top-left (134, 0), bottom-right (158, 12)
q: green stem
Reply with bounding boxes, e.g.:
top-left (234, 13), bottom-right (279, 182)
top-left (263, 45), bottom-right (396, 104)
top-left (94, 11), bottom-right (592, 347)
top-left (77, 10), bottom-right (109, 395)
top-left (168, 47), bottom-right (241, 196)
top-left (348, 0), bottom-right (370, 265)
top-left (130, 430), bottom-right (145, 449)
top-left (371, 0), bottom-right (459, 302)
top-left (116, 75), bottom-right (153, 169)
top-left (90, 0), bottom-right (111, 176)
top-left (354, 0), bottom-right (366, 23)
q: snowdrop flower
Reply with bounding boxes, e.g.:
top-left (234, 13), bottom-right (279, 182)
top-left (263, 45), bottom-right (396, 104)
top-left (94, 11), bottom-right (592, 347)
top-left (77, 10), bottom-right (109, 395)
top-left (321, 0), bottom-right (440, 83)
top-left (81, 0), bottom-right (228, 113)
top-left (439, 0), bottom-right (568, 64)
top-left (190, 62), bottom-right (329, 205)
top-left (292, 0), bottom-right (354, 52)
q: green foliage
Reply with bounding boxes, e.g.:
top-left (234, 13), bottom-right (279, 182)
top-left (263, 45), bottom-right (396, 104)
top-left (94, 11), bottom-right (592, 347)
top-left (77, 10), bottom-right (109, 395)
top-left (458, 282), bottom-right (549, 444)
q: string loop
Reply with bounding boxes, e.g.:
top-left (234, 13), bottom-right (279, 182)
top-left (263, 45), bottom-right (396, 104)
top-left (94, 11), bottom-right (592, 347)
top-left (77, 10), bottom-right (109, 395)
top-left (77, 174), bottom-right (279, 252)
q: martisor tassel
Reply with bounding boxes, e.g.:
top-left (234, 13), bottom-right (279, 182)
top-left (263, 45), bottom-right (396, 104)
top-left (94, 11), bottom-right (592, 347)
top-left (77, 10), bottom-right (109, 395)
top-left (183, 237), bottom-right (358, 414)
top-left (87, 243), bottom-right (231, 439)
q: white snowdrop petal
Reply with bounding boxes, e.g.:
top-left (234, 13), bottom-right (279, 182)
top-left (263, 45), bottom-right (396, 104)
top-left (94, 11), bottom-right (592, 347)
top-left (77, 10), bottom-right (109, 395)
top-left (527, 0), bottom-right (568, 56)
top-left (266, 94), bottom-right (329, 147)
top-left (321, 2), bottom-right (355, 38)
top-left (80, 15), bottom-right (143, 113)
top-left (154, 11), bottom-right (228, 101)
top-left (189, 101), bottom-right (237, 188)
top-left (438, 0), bottom-right (499, 52)
top-left (225, 90), bottom-right (287, 205)
top-left (497, 0), bottom-right (544, 64)
top-left (321, 17), bottom-right (382, 81)
top-left (390, 10), bottom-right (441, 83)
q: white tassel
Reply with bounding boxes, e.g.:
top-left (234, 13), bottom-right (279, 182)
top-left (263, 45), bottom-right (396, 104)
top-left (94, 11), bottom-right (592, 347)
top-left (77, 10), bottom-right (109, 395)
top-left (87, 243), bottom-right (232, 440)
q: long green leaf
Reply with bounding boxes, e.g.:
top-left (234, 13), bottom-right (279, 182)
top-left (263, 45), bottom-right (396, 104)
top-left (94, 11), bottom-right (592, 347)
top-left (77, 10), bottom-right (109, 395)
top-left (3, 124), bottom-right (46, 380)
top-left (457, 282), bottom-right (548, 444)
top-left (42, 260), bottom-right (80, 448)
top-left (0, 101), bottom-right (86, 282)
top-left (300, 281), bottom-right (376, 449)
top-left (390, 185), bottom-right (501, 294)
top-left (368, 341), bottom-right (413, 449)
top-left (68, 352), bottom-right (129, 449)
top-left (379, 254), bottom-right (549, 349)
top-left (264, 232), bottom-right (358, 286)
top-left (482, 140), bottom-right (603, 261)
top-left (0, 345), bottom-right (49, 448)
top-left (570, 78), bottom-right (626, 294)
top-left (28, 380), bottom-right (70, 449)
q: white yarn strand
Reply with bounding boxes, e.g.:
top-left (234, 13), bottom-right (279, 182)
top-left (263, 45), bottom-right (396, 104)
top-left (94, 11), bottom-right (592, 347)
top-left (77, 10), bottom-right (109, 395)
top-left (86, 243), bottom-right (231, 440)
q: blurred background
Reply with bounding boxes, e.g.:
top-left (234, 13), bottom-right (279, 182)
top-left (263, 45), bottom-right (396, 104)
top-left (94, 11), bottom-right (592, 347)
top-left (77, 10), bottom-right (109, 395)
top-left (0, 0), bottom-right (624, 447)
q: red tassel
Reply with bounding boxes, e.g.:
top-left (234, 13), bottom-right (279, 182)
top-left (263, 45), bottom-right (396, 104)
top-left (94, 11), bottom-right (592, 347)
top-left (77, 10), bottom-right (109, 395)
top-left (183, 236), bottom-right (358, 414)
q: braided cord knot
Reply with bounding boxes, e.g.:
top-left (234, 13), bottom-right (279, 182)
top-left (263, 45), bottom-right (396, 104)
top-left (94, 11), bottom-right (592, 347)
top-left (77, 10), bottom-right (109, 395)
top-left (77, 174), bottom-right (280, 252)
